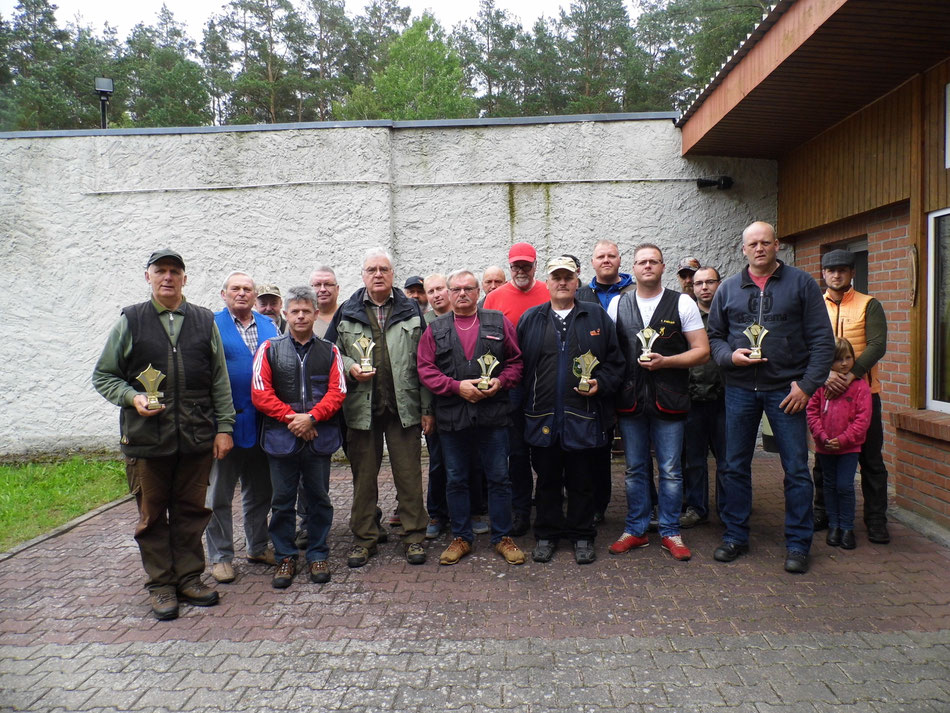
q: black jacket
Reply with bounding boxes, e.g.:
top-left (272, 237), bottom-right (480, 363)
top-left (517, 301), bottom-right (625, 450)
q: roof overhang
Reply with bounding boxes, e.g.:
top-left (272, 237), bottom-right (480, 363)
top-left (678, 0), bottom-right (950, 158)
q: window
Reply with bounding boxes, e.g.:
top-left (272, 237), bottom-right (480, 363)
top-left (927, 209), bottom-right (950, 413)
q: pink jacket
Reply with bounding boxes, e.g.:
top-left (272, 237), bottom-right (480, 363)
top-left (806, 378), bottom-right (872, 455)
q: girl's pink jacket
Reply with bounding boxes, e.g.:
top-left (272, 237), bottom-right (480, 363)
top-left (807, 378), bottom-right (872, 455)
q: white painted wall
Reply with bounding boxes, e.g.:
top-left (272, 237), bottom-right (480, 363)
top-left (0, 117), bottom-right (777, 455)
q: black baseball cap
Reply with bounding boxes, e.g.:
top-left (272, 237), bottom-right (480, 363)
top-left (146, 249), bottom-right (185, 270)
top-left (404, 275), bottom-right (424, 289)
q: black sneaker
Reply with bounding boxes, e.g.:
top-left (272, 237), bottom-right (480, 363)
top-left (532, 539), bottom-right (556, 563)
top-left (784, 550), bottom-right (809, 574)
top-left (574, 540), bottom-right (596, 565)
top-left (679, 506), bottom-right (707, 529)
top-left (511, 513), bottom-right (530, 537)
top-left (272, 557), bottom-right (297, 588)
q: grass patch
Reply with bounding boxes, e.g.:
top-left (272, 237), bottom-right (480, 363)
top-left (0, 457), bottom-right (127, 552)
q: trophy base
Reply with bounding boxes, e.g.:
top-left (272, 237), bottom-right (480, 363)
top-left (145, 400), bottom-right (163, 411)
top-left (359, 364), bottom-right (374, 373)
top-left (577, 382), bottom-right (591, 393)
top-left (477, 381), bottom-right (491, 391)
top-left (638, 355), bottom-right (652, 362)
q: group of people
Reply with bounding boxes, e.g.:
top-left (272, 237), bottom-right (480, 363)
top-left (93, 219), bottom-right (891, 621)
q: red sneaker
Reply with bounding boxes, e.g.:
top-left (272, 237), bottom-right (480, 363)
top-left (661, 535), bottom-right (692, 561)
top-left (608, 532), bottom-right (649, 555)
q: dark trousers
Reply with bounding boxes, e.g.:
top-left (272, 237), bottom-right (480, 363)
top-left (126, 451), bottom-right (214, 593)
top-left (591, 426), bottom-right (614, 516)
top-left (531, 444), bottom-right (597, 542)
top-left (508, 387), bottom-right (534, 518)
top-left (348, 410), bottom-right (426, 547)
top-left (682, 397), bottom-right (726, 519)
top-left (813, 393), bottom-right (889, 526)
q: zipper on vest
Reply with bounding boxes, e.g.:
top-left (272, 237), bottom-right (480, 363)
top-left (754, 286), bottom-right (765, 392)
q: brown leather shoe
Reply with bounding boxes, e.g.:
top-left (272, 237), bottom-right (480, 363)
top-left (149, 590), bottom-right (179, 621)
top-left (495, 536), bottom-right (526, 565)
top-left (177, 582), bottom-right (219, 607)
top-left (211, 562), bottom-right (235, 583)
top-left (439, 537), bottom-right (472, 565)
top-left (247, 548), bottom-right (277, 566)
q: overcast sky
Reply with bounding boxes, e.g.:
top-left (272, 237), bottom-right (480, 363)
top-left (0, 0), bottom-right (620, 39)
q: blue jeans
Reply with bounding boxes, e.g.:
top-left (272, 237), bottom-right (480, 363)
top-left (817, 452), bottom-right (858, 531)
top-left (720, 386), bottom-right (813, 554)
top-left (440, 426), bottom-right (512, 544)
top-left (619, 414), bottom-right (685, 538)
top-left (682, 398), bottom-right (726, 519)
top-left (426, 432), bottom-right (487, 522)
top-left (267, 450), bottom-right (332, 563)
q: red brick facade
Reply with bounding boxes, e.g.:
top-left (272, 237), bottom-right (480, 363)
top-left (790, 202), bottom-right (950, 527)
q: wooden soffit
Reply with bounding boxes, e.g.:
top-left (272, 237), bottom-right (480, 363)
top-left (678, 0), bottom-right (950, 158)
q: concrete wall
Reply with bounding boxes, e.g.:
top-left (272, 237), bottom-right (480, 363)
top-left (0, 116), bottom-right (777, 455)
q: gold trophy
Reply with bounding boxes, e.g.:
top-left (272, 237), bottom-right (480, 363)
top-left (573, 350), bottom-right (600, 392)
top-left (636, 327), bottom-right (659, 362)
top-left (476, 353), bottom-right (500, 390)
top-left (743, 323), bottom-right (768, 360)
top-left (135, 364), bottom-right (166, 410)
top-left (355, 336), bottom-right (376, 373)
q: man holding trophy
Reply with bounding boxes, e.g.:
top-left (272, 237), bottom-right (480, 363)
top-left (92, 249), bottom-right (235, 620)
top-left (707, 221), bottom-right (834, 574)
top-left (417, 270), bottom-right (525, 565)
top-left (517, 257), bottom-right (624, 565)
top-left (334, 248), bottom-right (431, 568)
top-left (611, 244), bottom-right (709, 562)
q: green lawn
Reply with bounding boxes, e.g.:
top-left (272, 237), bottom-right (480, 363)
top-left (0, 457), bottom-right (127, 552)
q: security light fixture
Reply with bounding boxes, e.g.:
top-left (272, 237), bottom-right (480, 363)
top-left (95, 77), bottom-right (114, 129)
top-left (696, 176), bottom-right (734, 190)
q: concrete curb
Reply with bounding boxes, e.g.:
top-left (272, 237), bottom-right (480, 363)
top-left (0, 494), bottom-right (134, 563)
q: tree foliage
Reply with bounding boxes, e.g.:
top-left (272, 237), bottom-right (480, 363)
top-left (0, 0), bottom-right (767, 130)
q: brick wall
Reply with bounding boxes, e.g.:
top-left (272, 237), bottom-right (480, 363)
top-left (787, 202), bottom-right (950, 528)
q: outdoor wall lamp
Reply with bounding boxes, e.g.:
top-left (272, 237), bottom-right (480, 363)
top-left (696, 176), bottom-right (734, 190)
top-left (95, 77), bottom-right (114, 129)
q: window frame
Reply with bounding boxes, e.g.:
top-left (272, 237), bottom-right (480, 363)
top-left (926, 207), bottom-right (950, 414)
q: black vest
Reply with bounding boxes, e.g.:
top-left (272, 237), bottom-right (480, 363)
top-left (430, 309), bottom-right (510, 431)
top-left (120, 301), bottom-right (216, 457)
top-left (617, 289), bottom-right (690, 419)
top-left (259, 334), bottom-right (342, 456)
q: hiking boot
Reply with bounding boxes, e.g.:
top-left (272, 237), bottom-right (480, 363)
top-left (532, 539), bottom-right (556, 563)
top-left (149, 590), bottom-right (179, 621)
top-left (406, 543), bottom-right (427, 565)
top-left (211, 562), bottom-right (235, 583)
top-left (309, 560), bottom-right (330, 584)
top-left (178, 582), bottom-right (219, 606)
top-left (272, 557), bottom-right (297, 588)
top-left (247, 549), bottom-right (276, 566)
top-left (347, 545), bottom-right (376, 568)
top-left (574, 539), bottom-right (596, 565)
top-left (495, 537), bottom-right (525, 565)
top-left (679, 507), bottom-right (707, 529)
top-left (440, 537), bottom-right (472, 565)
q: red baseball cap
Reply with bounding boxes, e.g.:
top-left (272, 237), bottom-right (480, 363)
top-left (508, 242), bottom-right (537, 263)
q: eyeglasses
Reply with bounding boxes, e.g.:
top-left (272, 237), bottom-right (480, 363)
top-left (693, 279), bottom-right (719, 287)
top-left (509, 263), bottom-right (534, 273)
top-left (310, 282), bottom-right (338, 289)
top-left (448, 286), bottom-right (478, 294)
top-left (634, 259), bottom-right (661, 267)
top-left (362, 266), bottom-right (391, 275)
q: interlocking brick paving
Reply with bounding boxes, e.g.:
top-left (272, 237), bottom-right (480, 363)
top-left (1, 452), bottom-right (948, 712)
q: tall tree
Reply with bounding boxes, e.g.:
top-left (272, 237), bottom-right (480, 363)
top-left (299, 0), bottom-right (353, 121)
top-left (224, 0), bottom-right (301, 124)
top-left (518, 16), bottom-right (568, 117)
top-left (334, 14), bottom-right (476, 121)
top-left (348, 0), bottom-right (411, 86)
top-left (558, 0), bottom-right (632, 114)
top-left (118, 6), bottom-right (210, 127)
top-left (452, 0), bottom-right (524, 117)
top-left (201, 18), bottom-right (233, 125)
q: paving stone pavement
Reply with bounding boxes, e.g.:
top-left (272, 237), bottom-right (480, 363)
top-left (1, 452), bottom-right (949, 712)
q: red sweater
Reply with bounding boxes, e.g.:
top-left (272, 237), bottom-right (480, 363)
top-left (483, 280), bottom-right (549, 326)
top-left (806, 378), bottom-right (871, 455)
top-left (251, 339), bottom-right (346, 423)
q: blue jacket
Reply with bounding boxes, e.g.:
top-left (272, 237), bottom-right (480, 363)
top-left (575, 273), bottom-right (635, 319)
top-left (215, 309), bottom-right (279, 448)
top-left (707, 261), bottom-right (834, 396)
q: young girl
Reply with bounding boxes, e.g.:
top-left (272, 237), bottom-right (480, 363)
top-left (807, 337), bottom-right (872, 550)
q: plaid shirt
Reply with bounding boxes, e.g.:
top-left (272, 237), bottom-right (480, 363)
top-left (232, 313), bottom-right (259, 355)
top-left (364, 293), bottom-right (394, 331)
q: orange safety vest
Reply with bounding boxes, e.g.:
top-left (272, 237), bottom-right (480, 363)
top-left (823, 287), bottom-right (880, 394)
